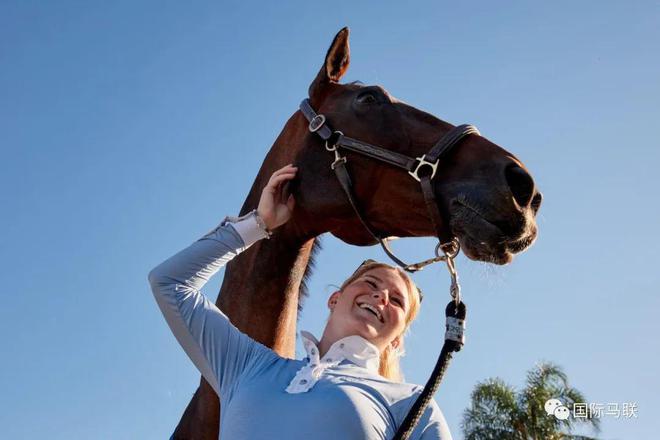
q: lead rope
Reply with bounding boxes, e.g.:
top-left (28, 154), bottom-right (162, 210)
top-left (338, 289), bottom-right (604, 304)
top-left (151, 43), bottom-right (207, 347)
top-left (392, 248), bottom-right (466, 440)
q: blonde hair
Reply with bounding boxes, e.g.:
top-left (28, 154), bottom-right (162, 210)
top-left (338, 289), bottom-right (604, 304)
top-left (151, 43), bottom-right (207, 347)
top-left (338, 261), bottom-right (421, 382)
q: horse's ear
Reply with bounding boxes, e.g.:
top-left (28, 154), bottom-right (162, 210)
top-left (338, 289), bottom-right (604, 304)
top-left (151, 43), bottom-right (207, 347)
top-left (309, 27), bottom-right (351, 105)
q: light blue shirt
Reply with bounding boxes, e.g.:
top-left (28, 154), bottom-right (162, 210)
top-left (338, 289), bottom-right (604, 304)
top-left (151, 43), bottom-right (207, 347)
top-left (148, 212), bottom-right (452, 439)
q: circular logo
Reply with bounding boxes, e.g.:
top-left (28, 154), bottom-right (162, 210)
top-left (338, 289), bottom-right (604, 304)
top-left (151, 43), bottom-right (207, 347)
top-left (554, 405), bottom-right (570, 420)
top-left (544, 398), bottom-right (563, 415)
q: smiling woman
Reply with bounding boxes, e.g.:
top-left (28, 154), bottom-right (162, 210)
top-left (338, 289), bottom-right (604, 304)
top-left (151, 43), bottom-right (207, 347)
top-left (323, 260), bottom-right (422, 381)
top-left (149, 164), bottom-right (452, 439)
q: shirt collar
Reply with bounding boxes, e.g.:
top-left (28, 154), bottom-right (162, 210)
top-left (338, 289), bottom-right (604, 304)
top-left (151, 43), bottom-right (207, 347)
top-left (300, 330), bottom-right (381, 373)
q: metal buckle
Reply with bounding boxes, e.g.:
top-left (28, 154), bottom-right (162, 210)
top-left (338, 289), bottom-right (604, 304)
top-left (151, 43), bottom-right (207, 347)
top-left (331, 156), bottom-right (347, 170)
top-left (408, 155), bottom-right (439, 182)
top-left (436, 238), bottom-right (460, 260)
top-left (309, 114), bottom-right (326, 133)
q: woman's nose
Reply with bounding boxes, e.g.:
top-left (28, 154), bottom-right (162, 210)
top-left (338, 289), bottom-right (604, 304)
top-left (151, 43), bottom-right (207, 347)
top-left (372, 290), bottom-right (389, 304)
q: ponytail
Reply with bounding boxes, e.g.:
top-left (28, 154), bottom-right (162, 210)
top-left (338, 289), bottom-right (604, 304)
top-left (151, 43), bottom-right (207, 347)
top-left (379, 344), bottom-right (404, 382)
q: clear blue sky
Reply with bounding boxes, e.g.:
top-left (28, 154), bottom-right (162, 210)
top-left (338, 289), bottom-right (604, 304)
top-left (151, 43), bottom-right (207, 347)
top-left (1, 1), bottom-right (658, 439)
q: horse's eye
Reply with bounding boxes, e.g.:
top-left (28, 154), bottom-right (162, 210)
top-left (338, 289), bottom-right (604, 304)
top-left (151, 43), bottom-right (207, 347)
top-left (357, 93), bottom-right (377, 104)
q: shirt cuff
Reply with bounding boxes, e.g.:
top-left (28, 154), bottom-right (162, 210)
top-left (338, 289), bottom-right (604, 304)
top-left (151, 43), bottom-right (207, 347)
top-left (221, 211), bottom-right (270, 247)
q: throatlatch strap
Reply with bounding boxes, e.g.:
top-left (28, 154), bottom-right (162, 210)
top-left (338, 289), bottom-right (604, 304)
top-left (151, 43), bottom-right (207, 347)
top-left (332, 158), bottom-right (420, 272)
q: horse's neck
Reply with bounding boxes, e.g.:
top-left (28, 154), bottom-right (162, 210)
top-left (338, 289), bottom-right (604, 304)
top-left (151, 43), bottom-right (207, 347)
top-left (217, 229), bottom-right (316, 357)
top-left (215, 115), bottom-right (318, 356)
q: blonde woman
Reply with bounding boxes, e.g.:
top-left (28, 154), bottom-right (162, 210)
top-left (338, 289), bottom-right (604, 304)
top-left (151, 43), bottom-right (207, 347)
top-left (148, 164), bottom-right (452, 439)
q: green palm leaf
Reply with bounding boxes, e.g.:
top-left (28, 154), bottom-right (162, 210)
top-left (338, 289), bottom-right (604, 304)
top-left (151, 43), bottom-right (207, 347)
top-left (462, 362), bottom-right (600, 440)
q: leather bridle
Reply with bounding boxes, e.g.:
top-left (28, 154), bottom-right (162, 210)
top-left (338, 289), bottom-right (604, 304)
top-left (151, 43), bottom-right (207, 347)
top-left (300, 98), bottom-right (478, 440)
top-left (300, 98), bottom-right (480, 273)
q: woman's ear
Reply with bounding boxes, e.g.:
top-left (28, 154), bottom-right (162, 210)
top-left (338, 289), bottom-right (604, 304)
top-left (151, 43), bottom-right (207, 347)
top-left (327, 290), bottom-right (341, 311)
top-left (390, 336), bottom-right (402, 351)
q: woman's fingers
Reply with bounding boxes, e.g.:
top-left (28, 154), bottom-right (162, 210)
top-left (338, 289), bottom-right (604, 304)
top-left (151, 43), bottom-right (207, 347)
top-left (270, 170), bottom-right (297, 181)
top-left (266, 165), bottom-right (297, 190)
top-left (256, 164), bottom-right (299, 231)
top-left (270, 164), bottom-right (297, 178)
top-left (275, 172), bottom-right (297, 203)
top-left (266, 173), bottom-right (296, 193)
top-left (270, 168), bottom-right (298, 182)
top-left (269, 165), bottom-right (296, 180)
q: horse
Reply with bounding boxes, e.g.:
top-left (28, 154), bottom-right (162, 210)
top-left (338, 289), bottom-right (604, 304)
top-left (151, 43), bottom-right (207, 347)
top-left (170, 27), bottom-right (541, 439)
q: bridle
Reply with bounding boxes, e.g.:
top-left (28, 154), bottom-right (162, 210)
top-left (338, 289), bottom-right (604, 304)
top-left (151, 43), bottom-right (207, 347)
top-left (300, 98), bottom-right (479, 272)
top-left (300, 98), bottom-right (478, 440)
top-left (300, 97), bottom-right (480, 307)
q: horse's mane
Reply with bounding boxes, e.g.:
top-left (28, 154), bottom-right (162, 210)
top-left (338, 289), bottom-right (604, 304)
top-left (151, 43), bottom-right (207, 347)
top-left (297, 236), bottom-right (323, 318)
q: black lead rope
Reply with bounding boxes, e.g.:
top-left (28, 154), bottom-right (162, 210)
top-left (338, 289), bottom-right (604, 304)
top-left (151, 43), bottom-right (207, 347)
top-left (393, 301), bottom-right (466, 440)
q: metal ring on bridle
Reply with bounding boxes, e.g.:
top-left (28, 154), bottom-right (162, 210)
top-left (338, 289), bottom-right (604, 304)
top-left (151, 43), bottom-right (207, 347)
top-left (408, 154), bottom-right (439, 183)
top-left (324, 130), bottom-right (344, 151)
top-left (327, 131), bottom-right (346, 170)
top-left (435, 238), bottom-right (460, 260)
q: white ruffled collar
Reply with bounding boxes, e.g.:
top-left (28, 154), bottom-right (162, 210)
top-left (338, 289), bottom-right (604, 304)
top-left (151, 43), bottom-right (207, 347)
top-left (300, 330), bottom-right (380, 373)
top-left (285, 330), bottom-right (381, 394)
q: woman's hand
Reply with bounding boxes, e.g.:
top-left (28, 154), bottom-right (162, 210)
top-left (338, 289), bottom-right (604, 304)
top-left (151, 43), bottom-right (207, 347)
top-left (257, 164), bottom-right (298, 231)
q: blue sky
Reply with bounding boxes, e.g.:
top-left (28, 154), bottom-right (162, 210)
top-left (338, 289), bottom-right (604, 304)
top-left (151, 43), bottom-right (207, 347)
top-left (1, 1), bottom-right (658, 439)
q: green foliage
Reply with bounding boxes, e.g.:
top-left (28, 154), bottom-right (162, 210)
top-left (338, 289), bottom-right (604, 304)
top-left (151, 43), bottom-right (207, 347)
top-left (461, 362), bottom-right (600, 440)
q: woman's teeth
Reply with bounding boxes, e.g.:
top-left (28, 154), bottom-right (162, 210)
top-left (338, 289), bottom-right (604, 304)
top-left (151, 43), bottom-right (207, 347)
top-left (358, 303), bottom-right (382, 322)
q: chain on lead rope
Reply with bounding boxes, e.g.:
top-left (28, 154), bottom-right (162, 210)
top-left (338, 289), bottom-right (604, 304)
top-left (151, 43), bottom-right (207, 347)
top-left (437, 238), bottom-right (465, 347)
top-left (392, 239), bottom-right (467, 440)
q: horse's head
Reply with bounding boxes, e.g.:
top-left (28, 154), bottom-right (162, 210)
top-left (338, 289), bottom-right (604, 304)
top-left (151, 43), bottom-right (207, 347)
top-left (287, 28), bottom-right (541, 265)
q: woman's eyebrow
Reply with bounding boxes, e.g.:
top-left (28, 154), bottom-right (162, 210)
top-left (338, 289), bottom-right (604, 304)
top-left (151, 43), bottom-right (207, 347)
top-left (364, 274), bottom-right (404, 300)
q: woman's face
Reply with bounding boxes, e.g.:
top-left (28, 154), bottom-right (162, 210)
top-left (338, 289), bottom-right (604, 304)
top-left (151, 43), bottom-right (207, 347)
top-left (327, 266), bottom-right (411, 351)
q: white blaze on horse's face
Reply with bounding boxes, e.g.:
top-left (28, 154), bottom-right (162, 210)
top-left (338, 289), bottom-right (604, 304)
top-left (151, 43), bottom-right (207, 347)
top-left (328, 267), bottom-right (409, 352)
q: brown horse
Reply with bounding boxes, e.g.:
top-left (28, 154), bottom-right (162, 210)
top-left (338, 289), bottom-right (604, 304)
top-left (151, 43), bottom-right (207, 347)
top-left (171, 27), bottom-right (541, 439)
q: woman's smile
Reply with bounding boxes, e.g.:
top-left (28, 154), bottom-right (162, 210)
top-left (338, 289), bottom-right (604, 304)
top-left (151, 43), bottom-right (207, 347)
top-left (356, 301), bottom-right (383, 323)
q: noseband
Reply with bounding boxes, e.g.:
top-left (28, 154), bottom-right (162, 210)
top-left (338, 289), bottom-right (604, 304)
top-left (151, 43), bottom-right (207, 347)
top-left (300, 98), bottom-right (480, 273)
top-left (300, 98), bottom-right (479, 440)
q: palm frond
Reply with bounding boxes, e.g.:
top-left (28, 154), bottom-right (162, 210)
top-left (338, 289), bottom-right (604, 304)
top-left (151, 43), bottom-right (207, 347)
top-left (462, 362), bottom-right (602, 440)
top-left (462, 378), bottom-right (525, 440)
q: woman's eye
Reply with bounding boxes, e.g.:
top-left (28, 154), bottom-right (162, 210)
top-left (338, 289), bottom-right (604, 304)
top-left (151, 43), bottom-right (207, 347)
top-left (366, 280), bottom-right (377, 288)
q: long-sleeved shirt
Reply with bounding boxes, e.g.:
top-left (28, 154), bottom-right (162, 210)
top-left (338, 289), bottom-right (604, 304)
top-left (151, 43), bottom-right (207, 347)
top-left (148, 212), bottom-right (453, 439)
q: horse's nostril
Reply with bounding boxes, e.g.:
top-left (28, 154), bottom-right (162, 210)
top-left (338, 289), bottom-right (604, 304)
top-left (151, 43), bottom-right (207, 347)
top-left (505, 164), bottom-right (535, 207)
top-left (530, 192), bottom-right (543, 214)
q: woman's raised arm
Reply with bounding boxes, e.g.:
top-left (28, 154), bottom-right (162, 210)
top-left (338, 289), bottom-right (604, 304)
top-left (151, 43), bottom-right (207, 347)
top-left (148, 212), bottom-right (273, 398)
top-left (147, 164), bottom-right (297, 398)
